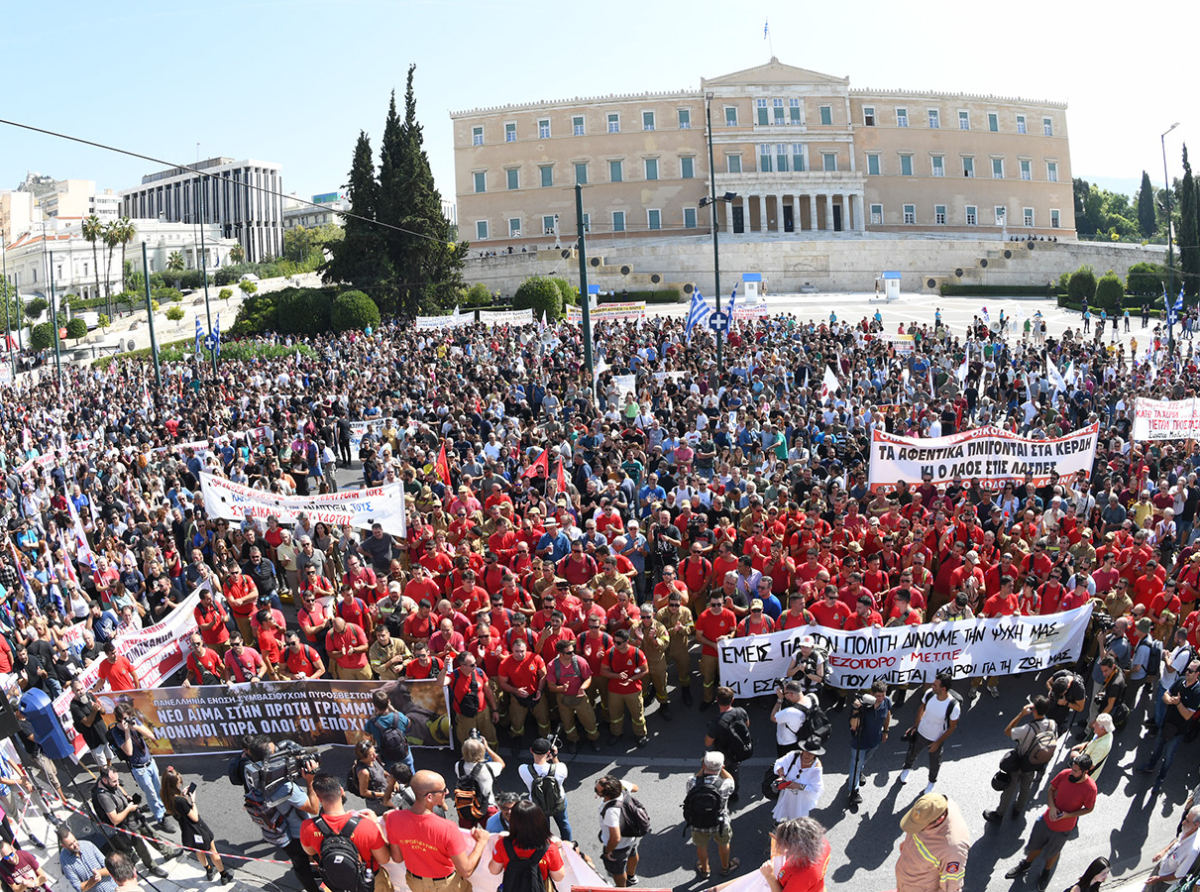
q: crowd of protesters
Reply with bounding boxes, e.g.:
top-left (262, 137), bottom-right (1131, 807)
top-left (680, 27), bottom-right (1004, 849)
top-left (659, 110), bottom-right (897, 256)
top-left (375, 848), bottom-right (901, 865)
top-left (0, 301), bottom-right (1196, 892)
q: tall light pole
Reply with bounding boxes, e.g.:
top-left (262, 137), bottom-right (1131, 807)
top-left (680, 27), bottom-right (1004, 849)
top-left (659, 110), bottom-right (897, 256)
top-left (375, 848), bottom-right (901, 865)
top-left (702, 91), bottom-right (738, 376)
top-left (0, 229), bottom-right (11, 375)
top-left (47, 250), bottom-right (62, 385)
top-left (1162, 122), bottom-right (1180, 354)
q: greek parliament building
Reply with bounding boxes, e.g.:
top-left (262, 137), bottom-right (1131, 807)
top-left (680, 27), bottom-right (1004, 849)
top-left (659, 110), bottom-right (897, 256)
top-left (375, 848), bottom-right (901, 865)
top-left (450, 59), bottom-right (1074, 247)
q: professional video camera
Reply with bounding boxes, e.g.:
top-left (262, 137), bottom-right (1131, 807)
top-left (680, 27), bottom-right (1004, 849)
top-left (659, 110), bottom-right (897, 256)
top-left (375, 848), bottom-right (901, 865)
top-left (249, 740), bottom-right (321, 807)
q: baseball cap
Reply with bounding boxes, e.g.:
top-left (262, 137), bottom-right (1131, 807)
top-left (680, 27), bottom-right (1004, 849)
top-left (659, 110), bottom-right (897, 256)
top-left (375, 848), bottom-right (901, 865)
top-left (530, 738), bottom-right (553, 755)
top-left (900, 793), bottom-right (949, 834)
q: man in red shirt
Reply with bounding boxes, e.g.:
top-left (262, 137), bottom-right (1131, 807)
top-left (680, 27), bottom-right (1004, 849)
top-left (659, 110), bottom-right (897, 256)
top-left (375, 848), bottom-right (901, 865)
top-left (281, 631), bottom-right (326, 679)
top-left (342, 555), bottom-right (379, 607)
top-left (1004, 754), bottom-right (1097, 890)
top-left (844, 595), bottom-right (883, 631)
top-left (443, 651), bottom-right (498, 744)
top-left (678, 548), bottom-right (712, 602)
top-left (225, 632), bottom-right (268, 682)
top-left (403, 600), bottom-right (436, 648)
top-left (385, 770), bottom-right (490, 892)
top-left (601, 628), bottom-right (649, 746)
top-left (778, 592), bottom-right (815, 630)
top-left (695, 594), bottom-right (737, 709)
top-left (97, 643), bottom-right (138, 691)
top-left (1132, 561), bottom-right (1166, 610)
top-left (301, 775), bottom-right (390, 880)
top-left (183, 633), bottom-right (226, 686)
top-left (223, 562), bottom-right (260, 646)
top-left (975, 576), bottom-right (1022, 700)
top-left (193, 589), bottom-right (231, 654)
top-left (429, 618), bottom-right (466, 661)
top-left (557, 542), bottom-right (598, 594)
top-left (737, 599), bottom-right (775, 636)
top-left (810, 585), bottom-right (852, 629)
top-left (498, 637), bottom-right (550, 741)
top-left (534, 610), bottom-right (575, 664)
top-left (326, 617), bottom-right (371, 681)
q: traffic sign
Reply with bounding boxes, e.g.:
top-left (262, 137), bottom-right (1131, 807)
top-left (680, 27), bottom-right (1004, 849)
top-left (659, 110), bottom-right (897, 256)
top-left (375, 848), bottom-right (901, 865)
top-left (709, 312), bottom-right (728, 331)
top-left (204, 334), bottom-right (218, 351)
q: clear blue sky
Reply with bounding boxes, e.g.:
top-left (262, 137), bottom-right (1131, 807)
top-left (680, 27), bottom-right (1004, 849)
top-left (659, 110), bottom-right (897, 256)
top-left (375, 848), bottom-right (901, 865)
top-left (0, 0), bottom-right (1190, 207)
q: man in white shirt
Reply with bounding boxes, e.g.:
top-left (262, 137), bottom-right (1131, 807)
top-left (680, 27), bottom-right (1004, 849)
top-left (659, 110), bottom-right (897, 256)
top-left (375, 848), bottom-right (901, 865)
top-left (770, 681), bottom-right (809, 757)
top-left (900, 672), bottom-right (961, 795)
top-left (1150, 630), bottom-right (1195, 734)
top-left (518, 738), bottom-right (571, 841)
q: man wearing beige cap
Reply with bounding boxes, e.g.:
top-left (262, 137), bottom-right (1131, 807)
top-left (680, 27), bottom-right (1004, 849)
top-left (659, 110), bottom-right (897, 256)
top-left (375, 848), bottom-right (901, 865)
top-left (895, 793), bottom-right (970, 892)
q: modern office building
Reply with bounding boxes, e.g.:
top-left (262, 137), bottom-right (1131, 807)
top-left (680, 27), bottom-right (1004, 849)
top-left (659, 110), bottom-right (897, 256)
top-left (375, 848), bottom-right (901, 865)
top-left (119, 157), bottom-right (284, 262)
top-left (450, 58), bottom-right (1073, 246)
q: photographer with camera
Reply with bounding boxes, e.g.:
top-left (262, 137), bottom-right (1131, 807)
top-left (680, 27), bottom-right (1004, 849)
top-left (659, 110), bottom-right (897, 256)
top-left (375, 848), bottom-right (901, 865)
top-left (244, 736), bottom-right (322, 892)
top-left (648, 509), bottom-right (682, 587)
top-left (519, 736), bottom-right (571, 841)
top-left (108, 704), bottom-right (174, 834)
top-left (90, 767), bottom-right (172, 879)
top-left (784, 636), bottom-right (827, 700)
top-left (984, 696), bottom-right (1058, 825)
top-left (771, 680), bottom-right (810, 756)
top-left (847, 680), bottom-right (891, 812)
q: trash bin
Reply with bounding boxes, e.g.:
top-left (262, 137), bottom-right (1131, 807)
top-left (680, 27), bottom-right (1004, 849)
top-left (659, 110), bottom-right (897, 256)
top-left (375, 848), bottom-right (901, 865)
top-left (18, 689), bottom-right (74, 760)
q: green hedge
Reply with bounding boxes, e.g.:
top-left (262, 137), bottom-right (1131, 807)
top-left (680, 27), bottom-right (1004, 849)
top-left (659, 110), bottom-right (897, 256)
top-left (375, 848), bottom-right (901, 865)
top-left (939, 284), bottom-right (1060, 297)
top-left (598, 289), bottom-right (680, 304)
top-left (93, 338), bottom-right (315, 370)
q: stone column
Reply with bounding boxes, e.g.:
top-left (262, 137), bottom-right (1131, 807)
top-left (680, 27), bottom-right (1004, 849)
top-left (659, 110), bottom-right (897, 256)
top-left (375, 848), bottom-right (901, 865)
top-left (843, 194), bottom-right (854, 232)
top-left (808, 194), bottom-right (817, 231)
top-left (758, 195), bottom-right (767, 233)
top-left (825, 194), bottom-right (834, 231)
top-left (855, 194), bottom-right (867, 232)
top-left (777, 195), bottom-right (787, 232)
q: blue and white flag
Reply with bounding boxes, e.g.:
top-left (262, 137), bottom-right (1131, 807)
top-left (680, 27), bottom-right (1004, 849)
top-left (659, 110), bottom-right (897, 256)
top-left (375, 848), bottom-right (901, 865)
top-left (1176, 287), bottom-right (1185, 312)
top-left (194, 317), bottom-right (203, 355)
top-left (214, 314), bottom-right (221, 357)
top-left (764, 19), bottom-right (769, 38)
top-left (685, 289), bottom-right (711, 340)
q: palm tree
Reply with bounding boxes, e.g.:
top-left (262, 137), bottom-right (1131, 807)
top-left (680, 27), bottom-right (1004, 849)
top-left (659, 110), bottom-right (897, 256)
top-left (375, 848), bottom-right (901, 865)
top-left (81, 215), bottom-right (105, 317)
top-left (115, 217), bottom-right (135, 295)
top-left (102, 221), bottom-right (121, 308)
top-left (230, 243), bottom-right (245, 264)
top-left (167, 251), bottom-right (185, 290)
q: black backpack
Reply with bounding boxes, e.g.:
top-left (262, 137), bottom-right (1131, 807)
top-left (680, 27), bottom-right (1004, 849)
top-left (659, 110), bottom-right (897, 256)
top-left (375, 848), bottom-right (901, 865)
top-left (454, 763), bottom-right (487, 826)
top-left (1144, 640), bottom-right (1163, 679)
top-left (529, 768), bottom-right (566, 816)
top-left (603, 793), bottom-right (651, 838)
top-left (227, 751), bottom-right (249, 787)
top-left (719, 710), bottom-right (754, 762)
top-left (375, 712), bottom-right (410, 764)
top-left (314, 816), bottom-right (371, 892)
top-left (797, 700), bottom-right (832, 744)
top-left (501, 837), bottom-right (548, 892)
top-left (681, 775), bottom-right (724, 832)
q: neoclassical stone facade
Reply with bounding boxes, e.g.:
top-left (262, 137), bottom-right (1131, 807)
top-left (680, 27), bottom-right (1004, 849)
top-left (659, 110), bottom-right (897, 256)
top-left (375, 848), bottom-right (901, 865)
top-left (451, 59), bottom-right (1073, 248)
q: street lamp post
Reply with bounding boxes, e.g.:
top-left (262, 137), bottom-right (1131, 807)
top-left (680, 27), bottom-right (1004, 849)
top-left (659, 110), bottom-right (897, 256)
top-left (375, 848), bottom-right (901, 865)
top-left (703, 92), bottom-right (738, 376)
top-left (0, 229), bottom-right (11, 375)
top-left (1162, 122), bottom-right (1180, 354)
top-left (47, 250), bottom-right (62, 385)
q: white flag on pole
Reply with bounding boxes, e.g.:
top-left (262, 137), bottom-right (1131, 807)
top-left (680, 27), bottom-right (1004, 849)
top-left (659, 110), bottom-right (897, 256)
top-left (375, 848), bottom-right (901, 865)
top-left (821, 364), bottom-right (840, 402)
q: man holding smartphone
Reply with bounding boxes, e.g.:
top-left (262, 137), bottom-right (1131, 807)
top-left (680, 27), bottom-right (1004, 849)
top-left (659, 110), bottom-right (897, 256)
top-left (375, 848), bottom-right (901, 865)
top-left (109, 704), bottom-right (174, 834)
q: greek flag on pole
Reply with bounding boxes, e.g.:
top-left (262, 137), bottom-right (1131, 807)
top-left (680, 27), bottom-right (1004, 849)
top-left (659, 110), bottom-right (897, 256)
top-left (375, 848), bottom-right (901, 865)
top-left (686, 289), bottom-right (711, 340)
top-left (1176, 288), bottom-right (1185, 313)
top-left (195, 317), bottom-right (203, 355)
top-left (214, 314), bottom-right (221, 357)
top-left (764, 19), bottom-right (769, 38)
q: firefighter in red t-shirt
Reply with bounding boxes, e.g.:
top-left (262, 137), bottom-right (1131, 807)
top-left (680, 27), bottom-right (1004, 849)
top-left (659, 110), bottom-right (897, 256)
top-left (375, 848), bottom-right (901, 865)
top-left (443, 651), bottom-right (499, 745)
top-left (600, 628), bottom-right (649, 746)
top-left (694, 594), bottom-right (737, 707)
top-left (498, 638), bottom-right (551, 741)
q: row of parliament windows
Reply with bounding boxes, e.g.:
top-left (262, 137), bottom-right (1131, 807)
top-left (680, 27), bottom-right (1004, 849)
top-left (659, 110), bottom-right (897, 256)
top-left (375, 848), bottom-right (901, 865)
top-left (468, 105), bottom-right (1055, 144)
top-left (869, 204), bottom-right (1061, 229)
top-left (472, 156), bottom-right (697, 192)
top-left (473, 207), bottom-right (701, 240)
top-left (866, 154), bottom-right (1058, 181)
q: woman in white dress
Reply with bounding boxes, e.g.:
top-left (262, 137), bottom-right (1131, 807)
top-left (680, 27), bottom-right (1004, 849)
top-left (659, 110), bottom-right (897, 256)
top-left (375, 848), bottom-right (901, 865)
top-left (772, 740), bottom-right (824, 822)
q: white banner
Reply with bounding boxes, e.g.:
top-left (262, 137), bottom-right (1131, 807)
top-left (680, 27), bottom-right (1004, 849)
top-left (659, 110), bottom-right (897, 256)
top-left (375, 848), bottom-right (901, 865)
top-left (718, 604), bottom-right (1093, 697)
top-left (612, 374), bottom-right (637, 401)
top-left (415, 313), bottom-right (473, 331)
top-left (348, 418), bottom-right (396, 455)
top-left (868, 423), bottom-right (1099, 493)
top-left (200, 473), bottom-right (407, 536)
top-left (732, 305), bottom-right (768, 319)
top-left (1133, 397), bottom-right (1200, 441)
top-left (566, 301), bottom-right (647, 322)
top-left (45, 590), bottom-right (203, 757)
top-left (477, 308), bottom-right (535, 327)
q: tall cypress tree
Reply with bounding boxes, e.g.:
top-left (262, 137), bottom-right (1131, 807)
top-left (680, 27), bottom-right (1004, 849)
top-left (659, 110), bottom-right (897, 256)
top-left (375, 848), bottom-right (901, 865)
top-left (1137, 171), bottom-right (1157, 239)
top-left (1181, 145), bottom-right (1198, 299)
top-left (325, 132), bottom-right (390, 294)
top-left (393, 64), bottom-right (466, 316)
top-left (375, 92), bottom-right (408, 313)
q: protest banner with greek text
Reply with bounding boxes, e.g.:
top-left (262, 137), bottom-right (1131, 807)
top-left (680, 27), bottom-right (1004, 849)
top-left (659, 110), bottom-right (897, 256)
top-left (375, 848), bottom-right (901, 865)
top-left (867, 423), bottom-right (1098, 493)
top-left (718, 604), bottom-right (1093, 697)
top-left (477, 308), bottom-right (535, 327)
top-left (107, 678), bottom-right (451, 756)
top-left (1133, 397), bottom-right (1200, 441)
top-left (566, 301), bottom-right (647, 322)
top-left (200, 473), bottom-right (407, 536)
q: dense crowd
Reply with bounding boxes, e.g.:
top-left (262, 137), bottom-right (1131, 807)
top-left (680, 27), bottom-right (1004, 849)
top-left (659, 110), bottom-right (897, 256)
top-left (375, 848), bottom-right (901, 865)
top-left (0, 303), bottom-right (1197, 892)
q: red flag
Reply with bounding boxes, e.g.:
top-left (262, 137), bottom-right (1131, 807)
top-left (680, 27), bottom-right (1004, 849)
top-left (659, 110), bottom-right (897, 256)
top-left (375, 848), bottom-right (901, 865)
top-left (556, 459), bottom-right (567, 493)
top-left (524, 448), bottom-right (549, 479)
top-left (435, 442), bottom-right (453, 487)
